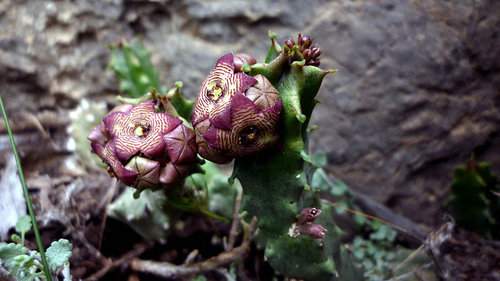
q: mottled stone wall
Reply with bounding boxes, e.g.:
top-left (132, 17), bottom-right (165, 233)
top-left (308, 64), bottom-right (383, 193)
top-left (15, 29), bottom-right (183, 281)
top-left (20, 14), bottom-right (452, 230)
top-left (1, 0), bottom-right (499, 225)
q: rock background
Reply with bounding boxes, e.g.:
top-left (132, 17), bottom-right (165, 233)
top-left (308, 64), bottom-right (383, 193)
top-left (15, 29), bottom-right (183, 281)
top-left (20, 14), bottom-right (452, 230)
top-left (1, 0), bottom-right (499, 226)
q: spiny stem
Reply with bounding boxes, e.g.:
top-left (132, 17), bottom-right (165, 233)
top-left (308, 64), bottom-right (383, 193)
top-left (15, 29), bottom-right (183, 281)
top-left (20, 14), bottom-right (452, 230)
top-left (0, 97), bottom-right (53, 281)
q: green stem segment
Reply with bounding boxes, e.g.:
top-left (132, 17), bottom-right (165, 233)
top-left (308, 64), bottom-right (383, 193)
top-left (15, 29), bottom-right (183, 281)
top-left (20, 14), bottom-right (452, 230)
top-left (233, 55), bottom-right (338, 280)
top-left (0, 97), bottom-right (53, 281)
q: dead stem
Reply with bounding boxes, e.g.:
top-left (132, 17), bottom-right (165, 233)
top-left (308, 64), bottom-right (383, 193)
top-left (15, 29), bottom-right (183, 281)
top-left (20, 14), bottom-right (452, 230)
top-left (85, 243), bottom-right (150, 281)
top-left (130, 217), bottom-right (257, 279)
top-left (227, 187), bottom-right (243, 251)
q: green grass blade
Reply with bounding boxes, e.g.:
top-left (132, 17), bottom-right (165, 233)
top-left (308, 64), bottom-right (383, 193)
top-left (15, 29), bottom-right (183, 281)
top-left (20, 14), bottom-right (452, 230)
top-left (0, 97), bottom-right (53, 281)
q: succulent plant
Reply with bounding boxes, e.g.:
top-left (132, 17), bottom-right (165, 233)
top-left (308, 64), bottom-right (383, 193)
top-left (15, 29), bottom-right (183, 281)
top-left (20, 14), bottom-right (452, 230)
top-left (89, 100), bottom-right (198, 191)
top-left (192, 53), bottom-right (282, 163)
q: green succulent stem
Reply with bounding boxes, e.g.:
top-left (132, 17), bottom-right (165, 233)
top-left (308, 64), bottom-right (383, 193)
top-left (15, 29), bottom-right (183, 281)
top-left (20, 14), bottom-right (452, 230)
top-left (232, 40), bottom-right (338, 280)
top-left (165, 81), bottom-right (194, 120)
top-left (0, 97), bottom-right (53, 281)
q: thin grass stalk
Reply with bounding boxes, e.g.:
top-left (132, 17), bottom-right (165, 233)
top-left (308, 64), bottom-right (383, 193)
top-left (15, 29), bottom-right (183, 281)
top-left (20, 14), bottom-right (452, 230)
top-left (0, 97), bottom-right (53, 281)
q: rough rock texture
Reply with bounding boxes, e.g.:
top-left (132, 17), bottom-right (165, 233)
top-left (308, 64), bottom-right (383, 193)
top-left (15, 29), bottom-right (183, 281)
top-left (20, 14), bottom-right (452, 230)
top-left (0, 0), bottom-right (499, 226)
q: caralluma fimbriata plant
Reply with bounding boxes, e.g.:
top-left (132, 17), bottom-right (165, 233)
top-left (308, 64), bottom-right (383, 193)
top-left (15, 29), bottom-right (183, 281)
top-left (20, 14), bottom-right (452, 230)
top-left (91, 34), bottom-right (353, 280)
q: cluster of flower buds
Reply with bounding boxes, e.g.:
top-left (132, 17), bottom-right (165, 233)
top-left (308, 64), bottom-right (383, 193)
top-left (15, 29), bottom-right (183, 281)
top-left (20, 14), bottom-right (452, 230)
top-left (91, 51), bottom-right (284, 188)
top-left (292, 208), bottom-right (327, 240)
top-left (88, 100), bottom-right (198, 191)
top-left (192, 53), bottom-right (282, 164)
top-left (284, 33), bottom-right (321, 66)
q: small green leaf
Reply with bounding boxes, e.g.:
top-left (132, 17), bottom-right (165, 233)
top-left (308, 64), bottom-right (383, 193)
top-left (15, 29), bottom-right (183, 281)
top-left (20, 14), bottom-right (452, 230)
top-left (264, 31), bottom-right (281, 63)
top-left (10, 234), bottom-right (22, 244)
top-left (335, 245), bottom-right (365, 281)
top-left (193, 275), bottom-right (207, 281)
top-left (15, 215), bottom-right (32, 237)
top-left (311, 168), bottom-right (348, 196)
top-left (301, 151), bottom-right (327, 168)
top-left (188, 162), bottom-right (237, 219)
top-left (0, 242), bottom-right (27, 269)
top-left (165, 82), bottom-right (194, 120)
top-left (108, 188), bottom-right (170, 243)
top-left (45, 239), bottom-right (72, 271)
top-left (354, 214), bottom-right (367, 226)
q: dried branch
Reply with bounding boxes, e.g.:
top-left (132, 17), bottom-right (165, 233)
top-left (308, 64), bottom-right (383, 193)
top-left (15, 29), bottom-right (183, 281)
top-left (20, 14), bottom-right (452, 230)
top-left (85, 243), bottom-right (149, 281)
top-left (73, 230), bottom-right (105, 262)
top-left (184, 249), bottom-right (199, 265)
top-left (130, 217), bottom-right (257, 279)
top-left (227, 187), bottom-right (243, 251)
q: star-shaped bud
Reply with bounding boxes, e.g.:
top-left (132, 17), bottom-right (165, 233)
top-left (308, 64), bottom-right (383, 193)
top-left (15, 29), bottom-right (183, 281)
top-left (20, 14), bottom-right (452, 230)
top-left (103, 101), bottom-right (181, 162)
top-left (192, 53), bottom-right (282, 163)
top-left (89, 100), bottom-right (198, 190)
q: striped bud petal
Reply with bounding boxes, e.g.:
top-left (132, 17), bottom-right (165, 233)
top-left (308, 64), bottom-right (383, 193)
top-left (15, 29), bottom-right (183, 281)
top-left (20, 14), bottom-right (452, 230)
top-left (163, 123), bottom-right (197, 164)
top-left (125, 156), bottom-right (160, 190)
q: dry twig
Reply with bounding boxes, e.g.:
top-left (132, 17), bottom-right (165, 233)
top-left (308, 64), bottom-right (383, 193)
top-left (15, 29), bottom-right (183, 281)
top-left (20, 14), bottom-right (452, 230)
top-left (227, 187), bottom-right (243, 251)
top-left (130, 217), bottom-right (257, 279)
top-left (85, 243), bottom-right (150, 281)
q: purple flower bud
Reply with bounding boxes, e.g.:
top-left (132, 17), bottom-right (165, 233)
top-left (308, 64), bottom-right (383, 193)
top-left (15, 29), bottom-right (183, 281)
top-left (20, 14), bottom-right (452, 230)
top-left (311, 47), bottom-right (321, 57)
top-left (297, 33), bottom-right (304, 46)
top-left (301, 34), bottom-right (312, 49)
top-left (285, 39), bottom-right (295, 49)
top-left (297, 208), bottom-right (322, 224)
top-left (293, 208), bottom-right (327, 240)
top-left (89, 101), bottom-right (198, 190)
top-left (192, 53), bottom-right (282, 164)
top-left (285, 33), bottom-right (321, 66)
top-left (303, 49), bottom-right (311, 59)
top-left (296, 223), bottom-right (327, 240)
